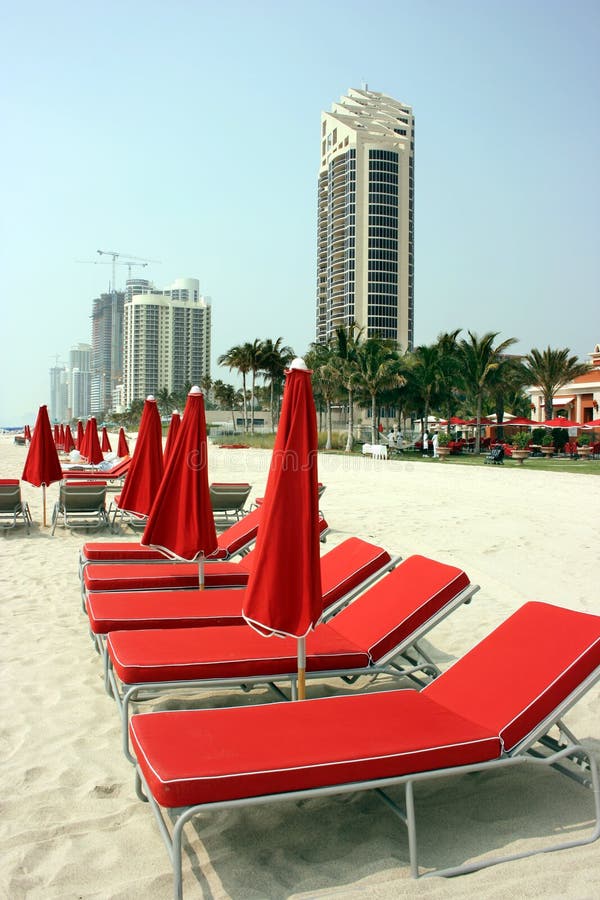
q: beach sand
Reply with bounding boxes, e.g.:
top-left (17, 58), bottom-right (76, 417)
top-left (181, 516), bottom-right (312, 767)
top-left (1, 434), bottom-right (599, 899)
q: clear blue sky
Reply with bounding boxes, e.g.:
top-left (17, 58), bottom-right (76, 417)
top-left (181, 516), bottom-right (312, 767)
top-left (1, 0), bottom-right (599, 424)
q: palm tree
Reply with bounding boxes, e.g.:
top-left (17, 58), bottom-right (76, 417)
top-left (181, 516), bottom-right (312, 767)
top-left (523, 347), bottom-right (589, 421)
top-left (458, 331), bottom-right (518, 452)
top-left (218, 344), bottom-right (253, 431)
top-left (213, 379), bottom-right (240, 433)
top-left (306, 342), bottom-right (342, 450)
top-left (333, 324), bottom-right (363, 452)
top-left (434, 330), bottom-right (463, 427)
top-left (410, 343), bottom-right (444, 434)
top-left (246, 339), bottom-right (265, 434)
top-left (355, 338), bottom-right (405, 443)
top-left (156, 386), bottom-right (175, 418)
top-left (260, 337), bottom-right (294, 429)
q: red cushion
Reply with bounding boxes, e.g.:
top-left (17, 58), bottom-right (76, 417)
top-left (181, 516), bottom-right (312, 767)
top-left (88, 589), bottom-right (248, 633)
top-left (425, 601), bottom-right (600, 752)
top-left (82, 542), bottom-right (168, 562)
top-left (319, 537), bottom-right (391, 609)
top-left (108, 621), bottom-right (368, 683)
top-left (83, 560), bottom-right (252, 592)
top-left (329, 555), bottom-right (470, 662)
top-left (0, 479), bottom-right (19, 485)
top-left (130, 691), bottom-right (500, 808)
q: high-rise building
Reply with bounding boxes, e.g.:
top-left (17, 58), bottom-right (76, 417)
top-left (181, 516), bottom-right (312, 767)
top-left (91, 291), bottom-right (125, 415)
top-left (316, 88), bottom-right (414, 349)
top-left (49, 365), bottom-right (68, 422)
top-left (123, 277), bottom-right (211, 407)
top-left (68, 343), bottom-right (92, 420)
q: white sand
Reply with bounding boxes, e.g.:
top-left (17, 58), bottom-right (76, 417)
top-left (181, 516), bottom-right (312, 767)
top-left (1, 434), bottom-right (599, 899)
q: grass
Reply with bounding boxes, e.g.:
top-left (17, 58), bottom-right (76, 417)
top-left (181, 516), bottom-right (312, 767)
top-left (213, 434), bottom-right (600, 475)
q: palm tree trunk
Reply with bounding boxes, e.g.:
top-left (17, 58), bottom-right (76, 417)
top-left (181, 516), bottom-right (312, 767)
top-left (230, 406), bottom-right (236, 434)
top-left (241, 373), bottom-right (248, 432)
top-left (371, 393), bottom-right (377, 444)
top-left (475, 394), bottom-right (483, 454)
top-left (250, 372), bottom-right (256, 434)
top-left (326, 400), bottom-right (332, 450)
top-left (345, 389), bottom-right (354, 452)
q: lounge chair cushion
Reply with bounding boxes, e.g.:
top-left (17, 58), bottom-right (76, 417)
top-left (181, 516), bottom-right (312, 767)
top-left (83, 558), bottom-right (253, 592)
top-left (425, 601), bottom-right (600, 751)
top-left (329, 555), bottom-right (470, 662)
top-left (130, 690), bottom-right (501, 808)
top-left (318, 537), bottom-right (391, 609)
top-left (89, 589), bottom-right (250, 633)
top-left (109, 622), bottom-right (369, 683)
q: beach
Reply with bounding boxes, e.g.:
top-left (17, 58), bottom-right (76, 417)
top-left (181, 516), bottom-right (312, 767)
top-left (1, 433), bottom-right (599, 899)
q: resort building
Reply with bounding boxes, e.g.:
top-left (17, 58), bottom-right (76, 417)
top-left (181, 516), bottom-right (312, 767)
top-left (527, 343), bottom-right (600, 424)
top-left (90, 291), bottom-right (125, 416)
top-left (316, 87), bottom-right (414, 349)
top-left (123, 277), bottom-right (211, 407)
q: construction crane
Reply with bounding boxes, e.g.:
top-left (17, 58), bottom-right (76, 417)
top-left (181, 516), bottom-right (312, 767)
top-left (96, 249), bottom-right (161, 292)
top-left (76, 259), bottom-right (150, 284)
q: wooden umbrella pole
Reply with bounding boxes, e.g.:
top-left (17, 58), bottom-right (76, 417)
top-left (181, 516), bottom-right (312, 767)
top-left (297, 636), bottom-right (306, 701)
top-left (198, 555), bottom-right (205, 591)
top-left (43, 484), bottom-right (47, 528)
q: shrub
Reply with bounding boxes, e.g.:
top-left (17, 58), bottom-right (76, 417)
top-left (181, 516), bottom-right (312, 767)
top-left (578, 433), bottom-right (591, 446)
top-left (512, 431), bottom-right (531, 449)
top-left (541, 432), bottom-right (554, 447)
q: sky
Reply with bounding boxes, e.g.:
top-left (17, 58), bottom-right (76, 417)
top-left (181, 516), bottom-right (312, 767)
top-left (1, 0), bottom-right (599, 424)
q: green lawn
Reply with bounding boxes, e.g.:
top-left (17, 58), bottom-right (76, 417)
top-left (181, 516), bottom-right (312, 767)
top-left (213, 435), bottom-right (599, 475)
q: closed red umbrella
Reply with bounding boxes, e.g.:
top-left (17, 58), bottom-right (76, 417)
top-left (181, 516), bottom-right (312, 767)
top-left (117, 428), bottom-right (129, 458)
top-left (117, 397), bottom-right (163, 519)
top-left (142, 388), bottom-right (216, 586)
top-left (53, 424), bottom-right (60, 445)
top-left (243, 359), bottom-right (322, 700)
top-left (58, 424), bottom-right (65, 448)
top-left (24, 425), bottom-right (31, 441)
top-left (76, 420), bottom-right (85, 451)
top-left (63, 424), bottom-right (75, 454)
top-left (22, 405), bottom-right (63, 526)
top-left (80, 419), bottom-right (91, 459)
top-left (101, 426), bottom-right (112, 454)
top-left (163, 410), bottom-right (181, 465)
top-left (85, 417), bottom-right (104, 466)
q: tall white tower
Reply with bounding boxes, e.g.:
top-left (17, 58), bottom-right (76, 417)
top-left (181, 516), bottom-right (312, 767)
top-left (316, 88), bottom-right (414, 349)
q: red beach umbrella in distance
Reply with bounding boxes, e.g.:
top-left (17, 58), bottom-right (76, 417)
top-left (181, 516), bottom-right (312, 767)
top-left (117, 427), bottom-right (129, 457)
top-left (163, 410), bottom-right (181, 465)
top-left (243, 359), bottom-right (322, 700)
top-left (53, 424), bottom-right (60, 444)
top-left (117, 397), bottom-right (163, 518)
top-left (59, 424), bottom-right (65, 448)
top-left (142, 388), bottom-right (217, 584)
top-left (80, 419), bottom-right (91, 459)
top-left (542, 417), bottom-right (582, 428)
top-left (63, 424), bottom-right (75, 454)
top-left (85, 418), bottom-right (104, 465)
top-left (22, 405), bottom-right (63, 526)
top-left (101, 426), bottom-right (112, 453)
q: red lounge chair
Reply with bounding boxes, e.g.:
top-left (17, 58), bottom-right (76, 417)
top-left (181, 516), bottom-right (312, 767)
top-left (78, 506), bottom-right (264, 578)
top-left (61, 457), bottom-right (130, 486)
top-left (87, 536), bottom-right (400, 663)
top-left (81, 516), bottom-right (329, 600)
top-left (130, 601), bottom-right (600, 898)
top-left (107, 554), bottom-right (477, 760)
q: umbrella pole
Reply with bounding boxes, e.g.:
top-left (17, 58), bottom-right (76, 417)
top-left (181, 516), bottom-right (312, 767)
top-left (43, 484), bottom-right (47, 528)
top-left (198, 555), bottom-right (205, 591)
top-left (297, 636), bottom-right (306, 701)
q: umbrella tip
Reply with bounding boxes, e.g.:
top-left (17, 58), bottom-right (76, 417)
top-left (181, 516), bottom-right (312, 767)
top-left (189, 386), bottom-right (201, 394)
top-left (147, 395), bottom-right (156, 401)
top-left (289, 357), bottom-right (309, 371)
top-left (172, 408), bottom-right (179, 414)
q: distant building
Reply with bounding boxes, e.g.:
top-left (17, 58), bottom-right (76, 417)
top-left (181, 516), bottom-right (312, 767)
top-left (91, 291), bottom-right (125, 415)
top-left (68, 343), bottom-right (92, 419)
top-left (49, 365), bottom-right (68, 422)
top-left (123, 277), bottom-right (211, 407)
top-left (316, 87), bottom-right (414, 349)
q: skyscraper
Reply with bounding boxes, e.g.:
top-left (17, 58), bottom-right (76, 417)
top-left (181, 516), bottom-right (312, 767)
top-left (316, 88), bottom-right (414, 349)
top-left (68, 343), bottom-right (92, 420)
top-left (91, 291), bottom-right (125, 415)
top-left (123, 277), bottom-right (211, 407)
top-left (49, 365), bottom-right (68, 422)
